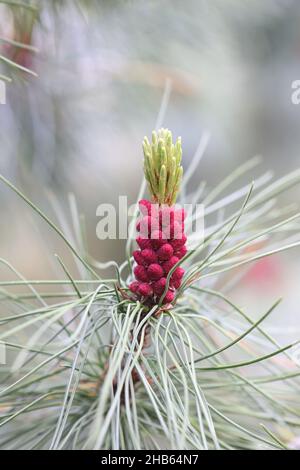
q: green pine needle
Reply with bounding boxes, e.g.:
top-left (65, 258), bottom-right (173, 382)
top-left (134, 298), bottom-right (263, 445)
top-left (0, 153), bottom-right (300, 449)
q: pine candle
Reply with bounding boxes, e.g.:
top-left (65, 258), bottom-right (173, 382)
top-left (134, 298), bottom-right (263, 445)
top-left (129, 129), bottom-right (187, 306)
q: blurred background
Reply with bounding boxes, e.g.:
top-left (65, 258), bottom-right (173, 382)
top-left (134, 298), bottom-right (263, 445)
top-left (0, 0), bottom-right (300, 340)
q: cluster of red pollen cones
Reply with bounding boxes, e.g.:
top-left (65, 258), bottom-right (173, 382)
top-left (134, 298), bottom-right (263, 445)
top-left (129, 199), bottom-right (187, 306)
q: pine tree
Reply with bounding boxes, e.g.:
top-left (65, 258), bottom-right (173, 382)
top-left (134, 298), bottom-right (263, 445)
top-left (0, 129), bottom-right (300, 449)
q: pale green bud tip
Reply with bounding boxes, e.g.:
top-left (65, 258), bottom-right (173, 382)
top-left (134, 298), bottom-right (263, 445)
top-left (142, 128), bottom-right (183, 205)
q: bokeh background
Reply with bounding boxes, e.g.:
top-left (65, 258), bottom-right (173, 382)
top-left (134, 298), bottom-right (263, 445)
top-left (0, 0), bottom-right (300, 342)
